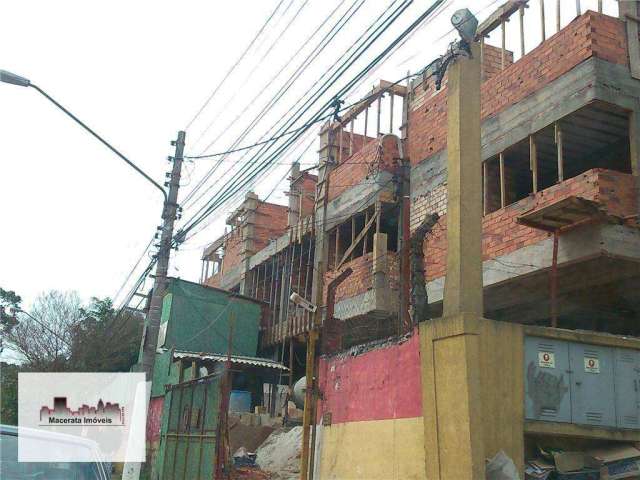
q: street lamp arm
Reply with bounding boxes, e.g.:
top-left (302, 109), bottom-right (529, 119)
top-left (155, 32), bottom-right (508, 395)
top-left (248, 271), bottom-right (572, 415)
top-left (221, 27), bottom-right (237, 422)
top-left (30, 83), bottom-right (168, 203)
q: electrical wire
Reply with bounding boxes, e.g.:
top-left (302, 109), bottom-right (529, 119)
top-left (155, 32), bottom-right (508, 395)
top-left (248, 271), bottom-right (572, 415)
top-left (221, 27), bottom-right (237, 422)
top-left (184, 0), bottom-right (286, 131)
top-left (178, 0), bottom-right (417, 236)
top-left (181, 0), bottom-right (370, 208)
top-left (189, 0), bottom-right (311, 151)
top-left (177, 1), bottom-right (446, 243)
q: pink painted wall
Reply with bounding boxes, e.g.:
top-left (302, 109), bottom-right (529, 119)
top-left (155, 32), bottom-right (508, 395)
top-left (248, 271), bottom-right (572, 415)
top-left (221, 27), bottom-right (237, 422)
top-left (146, 396), bottom-right (164, 442)
top-left (317, 330), bottom-right (422, 424)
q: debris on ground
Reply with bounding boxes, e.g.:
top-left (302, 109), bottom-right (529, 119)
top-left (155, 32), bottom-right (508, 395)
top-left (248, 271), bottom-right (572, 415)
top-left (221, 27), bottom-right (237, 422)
top-left (486, 450), bottom-right (520, 480)
top-left (233, 447), bottom-right (257, 468)
top-left (255, 426), bottom-right (303, 480)
top-left (525, 443), bottom-right (640, 479)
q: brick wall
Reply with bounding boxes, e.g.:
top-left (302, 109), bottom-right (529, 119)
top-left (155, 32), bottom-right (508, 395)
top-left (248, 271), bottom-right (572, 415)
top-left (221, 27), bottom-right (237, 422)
top-left (322, 249), bottom-right (401, 305)
top-left (253, 202), bottom-right (288, 253)
top-left (221, 230), bottom-right (243, 272)
top-left (291, 172), bottom-right (317, 221)
top-left (423, 169), bottom-right (637, 281)
top-left (328, 135), bottom-right (399, 202)
top-left (407, 12), bottom-right (627, 167)
top-left (204, 274), bottom-right (221, 288)
top-left (324, 254), bottom-right (374, 304)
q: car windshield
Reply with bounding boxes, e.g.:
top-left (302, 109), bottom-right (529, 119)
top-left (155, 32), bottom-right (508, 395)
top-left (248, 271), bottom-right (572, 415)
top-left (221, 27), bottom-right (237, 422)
top-left (0, 431), bottom-right (106, 480)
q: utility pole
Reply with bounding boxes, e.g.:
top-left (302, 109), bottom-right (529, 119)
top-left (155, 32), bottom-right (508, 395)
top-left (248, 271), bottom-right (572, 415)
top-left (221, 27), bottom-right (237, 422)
top-left (123, 131), bottom-right (185, 480)
top-left (140, 130), bottom-right (186, 380)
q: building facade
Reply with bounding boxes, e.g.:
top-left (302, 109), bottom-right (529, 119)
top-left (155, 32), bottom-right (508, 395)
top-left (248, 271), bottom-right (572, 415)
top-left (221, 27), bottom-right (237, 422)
top-left (200, 4), bottom-right (640, 478)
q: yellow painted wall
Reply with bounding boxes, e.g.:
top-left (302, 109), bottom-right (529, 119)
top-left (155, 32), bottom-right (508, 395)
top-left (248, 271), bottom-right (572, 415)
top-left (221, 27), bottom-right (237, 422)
top-left (317, 417), bottom-right (425, 480)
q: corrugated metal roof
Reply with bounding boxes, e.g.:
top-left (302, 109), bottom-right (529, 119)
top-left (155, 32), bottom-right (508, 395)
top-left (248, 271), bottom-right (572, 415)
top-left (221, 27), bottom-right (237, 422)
top-left (172, 350), bottom-right (288, 370)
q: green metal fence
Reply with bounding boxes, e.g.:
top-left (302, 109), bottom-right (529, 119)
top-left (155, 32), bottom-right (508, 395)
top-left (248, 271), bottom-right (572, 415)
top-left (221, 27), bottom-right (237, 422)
top-left (157, 374), bottom-right (221, 480)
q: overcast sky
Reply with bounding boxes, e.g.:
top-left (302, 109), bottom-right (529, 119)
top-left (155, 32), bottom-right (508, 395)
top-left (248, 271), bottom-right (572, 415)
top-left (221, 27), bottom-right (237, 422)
top-left (1, 0), bottom-right (618, 322)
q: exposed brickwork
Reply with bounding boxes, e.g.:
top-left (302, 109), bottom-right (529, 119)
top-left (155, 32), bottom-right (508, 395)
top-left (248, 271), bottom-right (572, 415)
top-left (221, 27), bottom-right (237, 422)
top-left (291, 172), bottom-right (317, 222)
top-left (407, 12), bottom-right (627, 167)
top-left (204, 274), bottom-right (221, 288)
top-left (411, 184), bottom-right (447, 232)
top-left (424, 169), bottom-right (637, 281)
top-left (322, 250), bottom-right (400, 304)
top-left (324, 254), bottom-right (374, 304)
top-left (328, 135), bottom-right (399, 202)
top-left (221, 230), bottom-right (243, 272)
top-left (253, 202), bottom-right (288, 253)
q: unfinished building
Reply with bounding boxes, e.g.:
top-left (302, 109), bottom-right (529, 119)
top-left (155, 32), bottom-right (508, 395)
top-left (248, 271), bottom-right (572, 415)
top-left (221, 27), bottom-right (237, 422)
top-left (197, 3), bottom-right (640, 479)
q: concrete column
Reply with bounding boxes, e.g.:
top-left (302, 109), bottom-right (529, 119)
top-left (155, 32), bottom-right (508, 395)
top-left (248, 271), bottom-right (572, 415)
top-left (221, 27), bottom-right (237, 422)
top-left (372, 232), bottom-right (388, 311)
top-left (288, 162), bottom-right (301, 227)
top-left (442, 42), bottom-right (483, 318)
top-left (629, 109), bottom-right (640, 214)
top-left (239, 192), bottom-right (258, 295)
top-left (420, 43), bottom-right (486, 480)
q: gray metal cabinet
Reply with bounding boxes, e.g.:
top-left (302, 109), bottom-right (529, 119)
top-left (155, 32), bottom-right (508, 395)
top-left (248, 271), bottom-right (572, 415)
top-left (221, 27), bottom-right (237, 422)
top-left (525, 336), bottom-right (640, 430)
top-left (524, 337), bottom-right (572, 423)
top-left (569, 343), bottom-right (616, 427)
top-left (614, 348), bottom-right (640, 429)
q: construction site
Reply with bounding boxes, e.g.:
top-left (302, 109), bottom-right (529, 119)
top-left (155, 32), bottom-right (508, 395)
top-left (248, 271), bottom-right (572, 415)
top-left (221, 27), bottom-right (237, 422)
top-left (140, 1), bottom-right (640, 479)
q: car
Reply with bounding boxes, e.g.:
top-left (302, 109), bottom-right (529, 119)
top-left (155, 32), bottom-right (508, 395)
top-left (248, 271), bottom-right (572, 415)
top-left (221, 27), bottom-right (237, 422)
top-left (0, 424), bottom-right (111, 480)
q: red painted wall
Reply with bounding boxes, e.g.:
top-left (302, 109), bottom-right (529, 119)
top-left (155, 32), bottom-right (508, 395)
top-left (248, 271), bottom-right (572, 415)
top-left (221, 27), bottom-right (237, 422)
top-left (146, 396), bottom-right (164, 442)
top-left (317, 330), bottom-right (422, 423)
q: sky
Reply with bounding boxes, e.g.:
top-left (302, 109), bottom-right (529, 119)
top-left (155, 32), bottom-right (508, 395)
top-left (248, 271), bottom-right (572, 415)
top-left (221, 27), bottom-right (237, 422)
top-left (0, 0), bottom-right (618, 320)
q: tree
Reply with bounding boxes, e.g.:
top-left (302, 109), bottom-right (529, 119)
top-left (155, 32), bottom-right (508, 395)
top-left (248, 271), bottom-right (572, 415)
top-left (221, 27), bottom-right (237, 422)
top-left (0, 287), bottom-right (22, 345)
top-left (69, 297), bottom-right (142, 372)
top-left (5, 291), bottom-right (81, 372)
top-left (0, 362), bottom-right (18, 425)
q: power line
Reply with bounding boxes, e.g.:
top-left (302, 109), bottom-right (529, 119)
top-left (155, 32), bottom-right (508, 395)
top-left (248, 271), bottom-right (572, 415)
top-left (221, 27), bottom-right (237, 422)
top-left (177, 0), bottom-right (436, 241)
top-left (181, 0), bottom-right (369, 209)
top-left (184, 0), bottom-right (286, 131)
top-left (189, 0), bottom-right (311, 151)
top-left (178, 0), bottom-right (415, 234)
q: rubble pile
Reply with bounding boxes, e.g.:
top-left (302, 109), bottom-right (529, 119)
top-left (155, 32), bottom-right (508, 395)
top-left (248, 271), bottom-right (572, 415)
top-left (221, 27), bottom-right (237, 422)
top-left (255, 426), bottom-right (303, 480)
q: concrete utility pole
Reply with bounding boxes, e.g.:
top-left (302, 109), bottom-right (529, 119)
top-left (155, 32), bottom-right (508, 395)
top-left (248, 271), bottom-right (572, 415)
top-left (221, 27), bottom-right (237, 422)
top-left (140, 130), bottom-right (186, 380)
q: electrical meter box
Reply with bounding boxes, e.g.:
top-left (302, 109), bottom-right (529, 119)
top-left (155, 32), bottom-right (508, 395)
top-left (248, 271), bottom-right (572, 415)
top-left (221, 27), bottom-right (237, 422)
top-left (525, 336), bottom-right (640, 429)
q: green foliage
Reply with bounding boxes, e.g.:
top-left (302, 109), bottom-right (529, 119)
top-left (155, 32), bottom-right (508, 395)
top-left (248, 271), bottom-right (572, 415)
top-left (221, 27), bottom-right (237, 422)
top-left (0, 288), bottom-right (21, 309)
top-left (0, 362), bottom-right (19, 425)
top-left (70, 297), bottom-right (143, 372)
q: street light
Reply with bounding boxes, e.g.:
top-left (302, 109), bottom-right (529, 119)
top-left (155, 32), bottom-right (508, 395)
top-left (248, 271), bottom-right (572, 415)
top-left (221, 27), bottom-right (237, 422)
top-left (0, 69), bottom-right (167, 202)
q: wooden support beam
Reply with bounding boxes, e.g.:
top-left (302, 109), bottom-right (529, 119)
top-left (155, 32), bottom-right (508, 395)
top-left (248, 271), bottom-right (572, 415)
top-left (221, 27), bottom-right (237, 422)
top-left (501, 19), bottom-right (506, 70)
top-left (335, 227), bottom-right (340, 268)
top-left (389, 93), bottom-right (395, 133)
top-left (555, 122), bottom-right (564, 182)
top-left (540, 0), bottom-right (546, 41)
top-left (598, 0), bottom-right (602, 13)
top-left (480, 36), bottom-right (486, 80)
top-left (556, 0), bottom-right (561, 32)
top-left (519, 5), bottom-right (526, 57)
top-left (337, 213), bottom-right (377, 270)
top-left (376, 96), bottom-right (382, 136)
top-left (350, 216), bottom-right (356, 261)
top-left (349, 120), bottom-right (354, 156)
top-left (499, 153), bottom-right (506, 208)
top-left (364, 106), bottom-right (369, 140)
top-left (530, 135), bottom-right (538, 194)
top-left (363, 209), bottom-right (369, 253)
top-left (483, 162), bottom-right (488, 216)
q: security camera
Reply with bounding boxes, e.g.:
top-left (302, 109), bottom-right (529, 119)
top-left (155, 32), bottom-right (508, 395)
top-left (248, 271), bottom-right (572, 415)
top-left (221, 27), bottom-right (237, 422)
top-left (290, 292), bottom-right (317, 313)
top-left (451, 8), bottom-right (478, 43)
